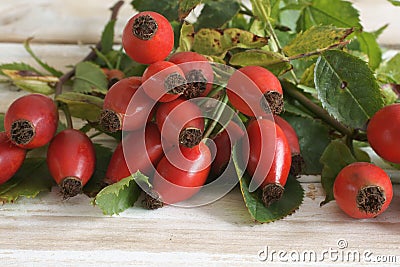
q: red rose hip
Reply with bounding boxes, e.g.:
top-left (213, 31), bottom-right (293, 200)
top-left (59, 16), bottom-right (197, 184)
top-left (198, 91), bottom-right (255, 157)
top-left (47, 129), bottom-right (96, 198)
top-left (0, 132), bottom-right (27, 185)
top-left (4, 94), bottom-right (58, 149)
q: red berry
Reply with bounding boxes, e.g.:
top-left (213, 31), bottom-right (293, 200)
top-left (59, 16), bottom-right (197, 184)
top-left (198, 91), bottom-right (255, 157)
top-left (156, 98), bottom-right (204, 148)
top-left (367, 103), bottom-right (400, 164)
top-left (100, 77), bottom-right (153, 132)
top-left (142, 61), bottom-right (186, 102)
top-left (243, 118), bottom-right (291, 206)
top-left (210, 121), bottom-right (244, 177)
top-left (122, 11), bottom-right (174, 64)
top-left (273, 115), bottom-right (304, 176)
top-left (47, 129), bottom-right (96, 198)
top-left (0, 132), bottom-right (27, 185)
top-left (106, 123), bottom-right (163, 183)
top-left (169, 51), bottom-right (214, 98)
top-left (4, 94), bottom-right (58, 149)
top-left (333, 162), bottom-right (393, 219)
top-left (226, 66), bottom-right (283, 116)
top-left (146, 142), bottom-right (211, 206)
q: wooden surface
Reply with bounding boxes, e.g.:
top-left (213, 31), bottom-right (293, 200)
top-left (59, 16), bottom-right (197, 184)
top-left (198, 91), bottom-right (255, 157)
top-left (1, 1), bottom-right (400, 266)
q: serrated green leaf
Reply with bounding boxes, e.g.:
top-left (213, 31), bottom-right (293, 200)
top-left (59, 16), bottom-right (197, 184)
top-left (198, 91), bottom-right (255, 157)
top-left (131, 0), bottom-right (179, 21)
top-left (388, 0), bottom-right (400, 6)
top-left (232, 144), bottom-right (304, 223)
top-left (378, 53), bottom-right (400, 84)
top-left (72, 61), bottom-right (108, 94)
top-left (239, 174), bottom-right (304, 223)
top-left (94, 171), bottom-right (150, 215)
top-left (0, 158), bottom-right (55, 204)
top-left (299, 63), bottom-right (315, 87)
top-left (179, 0), bottom-right (201, 19)
top-left (192, 28), bottom-right (268, 56)
top-left (24, 38), bottom-right (63, 77)
top-left (13, 79), bottom-right (55, 95)
top-left (282, 114), bottom-right (331, 174)
top-left (297, 0), bottom-right (361, 32)
top-left (0, 62), bottom-right (41, 76)
top-left (315, 50), bottom-right (385, 130)
top-left (177, 22), bottom-right (195, 52)
top-left (196, 0), bottom-right (240, 30)
top-left (319, 139), bottom-right (368, 205)
top-left (283, 26), bottom-right (353, 57)
top-left (56, 92), bottom-right (104, 121)
top-left (101, 20), bottom-right (116, 54)
top-left (83, 144), bottom-right (114, 197)
top-left (356, 32), bottom-right (382, 70)
top-left (229, 50), bottom-right (292, 76)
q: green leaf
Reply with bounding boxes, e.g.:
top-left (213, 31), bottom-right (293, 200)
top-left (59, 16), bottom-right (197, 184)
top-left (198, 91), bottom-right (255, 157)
top-left (297, 0), bottom-right (361, 32)
top-left (93, 171), bottom-right (150, 215)
top-left (356, 32), bottom-right (382, 70)
top-left (283, 26), bottom-right (353, 57)
top-left (314, 50), bottom-right (385, 130)
top-left (1, 69), bottom-right (57, 95)
top-left (56, 92), bottom-right (104, 122)
top-left (101, 20), bottom-right (116, 54)
top-left (299, 63), bottom-right (315, 88)
top-left (195, 0), bottom-right (240, 30)
top-left (179, 0), bottom-right (201, 20)
top-left (72, 61), bottom-right (108, 94)
top-left (83, 144), bottom-right (114, 197)
top-left (177, 22), bottom-right (195, 52)
top-left (0, 62), bottom-right (41, 76)
top-left (239, 174), bottom-right (304, 223)
top-left (388, 0), bottom-right (400, 6)
top-left (131, 0), bottom-right (179, 21)
top-left (0, 158), bottom-right (55, 204)
top-left (250, 0), bottom-right (271, 22)
top-left (24, 38), bottom-right (63, 77)
top-left (229, 50), bottom-right (292, 76)
top-left (0, 113), bottom-right (4, 131)
top-left (282, 115), bottom-right (331, 174)
top-left (192, 28), bottom-right (268, 56)
top-left (378, 53), bottom-right (400, 84)
top-left (319, 139), bottom-right (367, 205)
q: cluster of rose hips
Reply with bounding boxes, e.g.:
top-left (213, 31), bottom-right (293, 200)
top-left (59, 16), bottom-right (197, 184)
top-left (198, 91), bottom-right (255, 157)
top-left (0, 93), bottom-right (95, 198)
top-left (97, 11), bottom-right (304, 208)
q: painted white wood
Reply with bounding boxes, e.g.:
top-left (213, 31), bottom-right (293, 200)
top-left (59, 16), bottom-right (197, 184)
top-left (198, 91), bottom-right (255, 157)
top-left (0, 0), bottom-right (398, 46)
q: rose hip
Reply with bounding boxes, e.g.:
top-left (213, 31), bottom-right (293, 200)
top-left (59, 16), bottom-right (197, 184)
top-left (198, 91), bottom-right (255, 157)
top-left (0, 132), bottom-right (27, 185)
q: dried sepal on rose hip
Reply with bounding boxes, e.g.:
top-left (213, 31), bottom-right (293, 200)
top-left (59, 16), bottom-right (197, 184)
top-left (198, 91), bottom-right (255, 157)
top-left (99, 76), bottom-right (153, 133)
top-left (47, 129), bottom-right (96, 198)
top-left (4, 93), bottom-right (58, 149)
top-left (333, 162), bottom-right (393, 219)
top-left (168, 51), bottom-right (214, 99)
top-left (226, 66), bottom-right (284, 117)
top-left (0, 132), bottom-right (27, 185)
top-left (122, 11), bottom-right (174, 64)
top-left (142, 61), bottom-right (187, 103)
top-left (143, 142), bottom-right (211, 208)
top-left (243, 118), bottom-right (291, 207)
top-left (155, 97), bottom-right (204, 148)
top-left (273, 115), bottom-right (305, 177)
top-left (367, 103), bottom-right (400, 164)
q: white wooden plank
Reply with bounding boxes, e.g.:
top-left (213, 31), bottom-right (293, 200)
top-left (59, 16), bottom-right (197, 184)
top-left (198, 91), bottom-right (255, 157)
top-left (0, 0), bottom-right (399, 46)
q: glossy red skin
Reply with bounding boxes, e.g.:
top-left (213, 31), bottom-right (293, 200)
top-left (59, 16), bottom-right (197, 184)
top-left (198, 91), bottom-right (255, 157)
top-left (122, 11), bottom-right (174, 64)
top-left (0, 132), bottom-right (27, 185)
top-left (106, 123), bottom-right (163, 183)
top-left (244, 119), bottom-right (291, 188)
top-left (226, 66), bottom-right (282, 116)
top-left (273, 115), bottom-right (300, 155)
top-left (211, 121), bottom-right (244, 177)
top-left (142, 61), bottom-right (185, 102)
top-left (47, 129), bottom-right (95, 186)
top-left (367, 103), bottom-right (400, 163)
top-left (4, 94), bottom-right (58, 149)
top-left (333, 162), bottom-right (393, 219)
top-left (103, 77), bottom-right (153, 131)
top-left (155, 98), bottom-right (204, 145)
top-left (168, 51), bottom-right (214, 97)
top-left (152, 142), bottom-right (211, 204)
